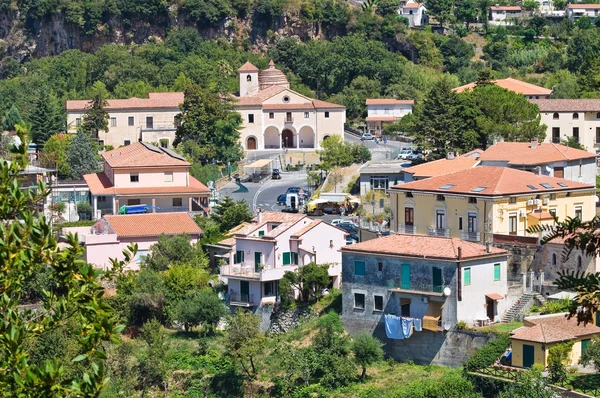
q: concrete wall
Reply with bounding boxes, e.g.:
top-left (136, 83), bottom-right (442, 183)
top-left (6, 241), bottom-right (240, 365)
top-left (112, 167), bottom-right (189, 188)
top-left (367, 104), bottom-right (413, 119)
top-left (540, 243), bottom-right (599, 282)
top-left (359, 172), bottom-right (404, 196)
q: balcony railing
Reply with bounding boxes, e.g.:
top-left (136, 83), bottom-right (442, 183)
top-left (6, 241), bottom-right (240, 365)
top-left (461, 231), bottom-right (481, 242)
top-left (284, 116), bottom-right (294, 124)
top-left (397, 225), bottom-right (416, 234)
top-left (229, 293), bottom-right (255, 306)
top-left (428, 227), bottom-right (450, 237)
top-left (220, 264), bottom-right (260, 279)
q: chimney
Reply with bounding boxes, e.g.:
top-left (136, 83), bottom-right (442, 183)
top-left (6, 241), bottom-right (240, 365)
top-left (257, 208), bottom-right (262, 224)
top-left (446, 151), bottom-right (455, 160)
top-left (457, 246), bottom-right (462, 260)
top-left (531, 138), bottom-right (538, 149)
top-left (485, 242), bottom-right (492, 253)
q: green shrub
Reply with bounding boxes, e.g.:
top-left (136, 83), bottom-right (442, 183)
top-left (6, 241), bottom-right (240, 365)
top-left (455, 320), bottom-right (469, 330)
top-left (76, 200), bottom-right (92, 218)
top-left (464, 334), bottom-right (510, 372)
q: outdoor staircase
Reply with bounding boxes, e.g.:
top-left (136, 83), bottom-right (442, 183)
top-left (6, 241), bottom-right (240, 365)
top-left (501, 293), bottom-right (536, 323)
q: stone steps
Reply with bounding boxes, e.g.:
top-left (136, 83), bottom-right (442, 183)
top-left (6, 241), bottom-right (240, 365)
top-left (501, 293), bottom-right (535, 323)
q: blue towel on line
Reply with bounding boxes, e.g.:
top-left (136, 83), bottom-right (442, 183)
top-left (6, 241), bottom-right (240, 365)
top-left (401, 317), bottom-right (413, 338)
top-left (414, 318), bottom-right (422, 332)
top-left (384, 315), bottom-right (404, 339)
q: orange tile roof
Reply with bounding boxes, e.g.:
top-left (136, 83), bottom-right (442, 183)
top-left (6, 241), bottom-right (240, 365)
top-left (528, 210), bottom-right (554, 220)
top-left (567, 4), bottom-right (600, 9)
top-left (234, 212), bottom-right (308, 237)
top-left (290, 219), bottom-right (348, 238)
top-left (404, 157), bottom-right (479, 178)
top-left (311, 99), bottom-right (345, 109)
top-left (84, 173), bottom-right (209, 195)
top-left (511, 313), bottom-right (600, 343)
top-left (366, 99), bottom-right (415, 105)
top-left (233, 86), bottom-right (290, 106)
top-left (392, 166), bottom-right (594, 196)
top-left (234, 86), bottom-right (345, 110)
top-left (530, 99), bottom-right (600, 112)
top-left (480, 142), bottom-right (596, 165)
top-left (101, 142), bottom-right (190, 168)
top-left (238, 61), bottom-right (259, 72)
top-left (262, 103), bottom-right (315, 110)
top-left (66, 92), bottom-right (183, 111)
top-left (403, 2), bottom-right (421, 8)
top-left (102, 212), bottom-right (201, 238)
top-left (491, 5), bottom-right (521, 10)
top-left (454, 78), bottom-right (552, 96)
top-left (366, 116), bottom-right (397, 121)
top-left (342, 234), bottom-right (507, 261)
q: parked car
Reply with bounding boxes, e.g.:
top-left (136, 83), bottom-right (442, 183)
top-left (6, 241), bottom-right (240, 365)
top-left (331, 219), bottom-right (344, 226)
top-left (360, 133), bottom-right (374, 140)
top-left (287, 187), bottom-right (309, 199)
top-left (396, 149), bottom-right (412, 160)
top-left (339, 220), bottom-right (358, 229)
top-left (277, 194), bottom-right (287, 205)
top-left (272, 169), bottom-right (281, 180)
top-left (408, 151), bottom-right (423, 161)
top-left (345, 238), bottom-right (357, 245)
top-left (339, 224), bottom-right (358, 234)
top-left (347, 233), bottom-right (360, 242)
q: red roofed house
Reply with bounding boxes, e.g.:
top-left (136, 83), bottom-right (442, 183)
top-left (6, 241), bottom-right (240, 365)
top-left (365, 98), bottom-right (414, 136)
top-left (454, 77), bottom-right (552, 100)
top-left (64, 212), bottom-right (202, 270)
top-left (217, 211), bottom-right (347, 307)
top-left (389, 166), bottom-right (596, 243)
top-left (400, 0), bottom-right (428, 27)
top-left (341, 234), bottom-right (509, 363)
top-left (66, 92), bottom-right (183, 149)
top-left (234, 61), bottom-right (345, 150)
top-left (489, 5), bottom-right (522, 24)
top-left (83, 142), bottom-right (210, 219)
top-left (567, 4), bottom-right (600, 21)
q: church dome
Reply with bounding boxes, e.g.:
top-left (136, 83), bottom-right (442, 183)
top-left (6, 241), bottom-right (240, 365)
top-left (258, 60), bottom-right (290, 90)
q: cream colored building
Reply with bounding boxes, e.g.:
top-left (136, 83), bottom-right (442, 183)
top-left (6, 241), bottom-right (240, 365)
top-left (454, 78), bottom-right (552, 100)
top-left (530, 99), bottom-right (600, 155)
top-left (566, 4), bottom-right (600, 21)
top-left (389, 166), bottom-right (596, 244)
top-left (234, 61), bottom-right (346, 150)
top-left (365, 98), bottom-right (414, 136)
top-left (66, 92), bottom-right (183, 149)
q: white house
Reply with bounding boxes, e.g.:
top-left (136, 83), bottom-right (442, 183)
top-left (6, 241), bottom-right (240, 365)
top-left (400, 1), bottom-right (428, 27)
top-left (219, 211), bottom-right (348, 307)
top-left (234, 61), bottom-right (346, 151)
top-left (489, 5), bottom-right (522, 24)
top-left (365, 99), bottom-right (414, 136)
top-left (566, 4), bottom-right (600, 21)
top-left (531, 99), bottom-right (600, 155)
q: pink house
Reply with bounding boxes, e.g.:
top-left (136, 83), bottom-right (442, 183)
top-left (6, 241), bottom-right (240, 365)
top-left (218, 211), bottom-right (348, 307)
top-left (83, 142), bottom-right (210, 219)
top-left (67, 212), bottom-right (202, 270)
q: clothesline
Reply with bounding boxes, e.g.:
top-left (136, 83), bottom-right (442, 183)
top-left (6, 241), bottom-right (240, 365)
top-left (384, 315), bottom-right (423, 339)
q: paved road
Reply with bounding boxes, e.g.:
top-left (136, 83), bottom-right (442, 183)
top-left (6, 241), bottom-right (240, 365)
top-left (344, 131), bottom-right (411, 161)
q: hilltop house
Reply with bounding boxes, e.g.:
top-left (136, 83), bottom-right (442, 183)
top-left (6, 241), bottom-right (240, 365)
top-left (234, 61), bottom-right (346, 150)
top-left (66, 92), bottom-right (183, 149)
top-left (566, 4), bottom-right (600, 21)
top-left (218, 211), bottom-right (347, 307)
top-left (389, 166), bottom-right (596, 243)
top-left (530, 99), bottom-right (600, 155)
top-left (365, 99), bottom-right (414, 136)
top-left (489, 5), bottom-right (522, 24)
top-left (83, 142), bottom-right (210, 219)
top-left (454, 78), bottom-right (552, 99)
top-left (341, 234), bottom-right (508, 363)
top-left (400, 1), bottom-right (428, 28)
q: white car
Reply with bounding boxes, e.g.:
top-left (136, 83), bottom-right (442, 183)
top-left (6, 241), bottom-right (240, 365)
top-left (408, 152), bottom-right (423, 161)
top-left (397, 149), bottom-right (412, 160)
top-left (331, 219), bottom-right (344, 226)
top-left (360, 133), bottom-right (374, 140)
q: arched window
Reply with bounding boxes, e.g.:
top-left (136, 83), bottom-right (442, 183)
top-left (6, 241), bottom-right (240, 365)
top-left (246, 74), bottom-right (252, 82)
top-left (552, 253), bottom-right (557, 266)
top-left (553, 113), bottom-right (559, 120)
top-left (573, 113), bottom-right (579, 120)
top-left (577, 255), bottom-right (583, 268)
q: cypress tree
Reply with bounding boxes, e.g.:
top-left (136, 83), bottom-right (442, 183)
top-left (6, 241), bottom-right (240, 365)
top-left (29, 91), bottom-right (65, 147)
top-left (68, 129), bottom-right (99, 180)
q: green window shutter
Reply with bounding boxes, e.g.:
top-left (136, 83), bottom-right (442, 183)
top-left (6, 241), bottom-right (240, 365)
top-left (355, 261), bottom-right (365, 276)
top-left (291, 252), bottom-right (298, 264)
top-left (494, 264), bottom-right (501, 281)
top-left (401, 264), bottom-right (411, 289)
top-left (464, 268), bottom-right (471, 286)
top-left (258, 230), bottom-right (264, 237)
top-left (283, 252), bottom-right (291, 265)
top-left (583, 339), bottom-right (591, 354)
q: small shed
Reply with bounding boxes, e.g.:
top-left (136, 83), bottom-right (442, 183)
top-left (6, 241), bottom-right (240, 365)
top-left (359, 160), bottom-right (405, 196)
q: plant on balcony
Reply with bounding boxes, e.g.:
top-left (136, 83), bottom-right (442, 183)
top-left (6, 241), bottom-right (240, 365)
top-left (257, 263), bottom-right (267, 270)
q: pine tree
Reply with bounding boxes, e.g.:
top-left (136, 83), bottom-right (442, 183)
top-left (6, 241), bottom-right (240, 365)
top-left (1, 105), bottom-right (23, 131)
top-left (29, 91), bottom-right (65, 147)
top-left (68, 129), bottom-right (100, 179)
top-left (82, 83), bottom-right (109, 139)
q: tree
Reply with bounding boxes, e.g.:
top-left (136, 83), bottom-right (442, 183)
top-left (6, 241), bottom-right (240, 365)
top-left (499, 365), bottom-right (557, 398)
top-left (135, 319), bottom-right (169, 390)
top-left (279, 262), bottom-right (331, 303)
top-left (29, 90), bottom-right (65, 147)
top-left (439, 35), bottom-right (475, 74)
top-left (317, 134), bottom-right (353, 167)
top-left (0, 128), bottom-right (128, 395)
top-left (426, 0), bottom-right (454, 26)
top-left (210, 196), bottom-right (253, 232)
top-left (41, 133), bottom-right (72, 179)
top-left (548, 341), bottom-right (573, 384)
top-left (144, 233), bottom-right (209, 272)
top-left (561, 136), bottom-right (586, 150)
top-left (454, 0), bottom-right (479, 28)
top-left (523, 0), bottom-right (538, 11)
top-left (173, 288), bottom-right (228, 332)
top-left (475, 68), bottom-right (494, 87)
top-left (351, 333), bottom-right (384, 379)
top-left (67, 128), bottom-right (100, 179)
top-left (81, 83), bottom-right (109, 138)
top-left (580, 337), bottom-right (600, 371)
top-left (376, 0), bottom-right (401, 16)
top-left (224, 308), bottom-right (265, 378)
top-left (175, 84), bottom-right (243, 164)
top-left (1, 104), bottom-right (23, 131)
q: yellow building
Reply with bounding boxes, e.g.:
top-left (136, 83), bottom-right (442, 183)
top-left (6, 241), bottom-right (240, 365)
top-left (510, 313), bottom-right (600, 368)
top-left (389, 166), bottom-right (596, 243)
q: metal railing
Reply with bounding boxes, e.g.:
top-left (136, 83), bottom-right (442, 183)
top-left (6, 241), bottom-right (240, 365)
top-left (220, 264), bottom-right (260, 279)
top-left (428, 227), bottom-right (450, 237)
top-left (461, 231), bottom-right (481, 242)
top-left (284, 116), bottom-right (294, 124)
top-left (397, 225), bottom-right (416, 234)
top-left (229, 293), bottom-right (255, 305)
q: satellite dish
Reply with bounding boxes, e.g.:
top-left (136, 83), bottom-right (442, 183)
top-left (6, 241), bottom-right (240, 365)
top-left (443, 287), bottom-right (452, 296)
top-left (444, 322), bottom-right (452, 331)
top-left (545, 166), bottom-right (552, 173)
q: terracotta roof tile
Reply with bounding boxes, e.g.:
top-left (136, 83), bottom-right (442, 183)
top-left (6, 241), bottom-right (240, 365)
top-left (233, 86), bottom-right (289, 106)
top-left (530, 99), bottom-right (600, 112)
top-left (289, 219), bottom-right (348, 239)
top-left (403, 3), bottom-right (422, 8)
top-left (404, 157), bottom-right (479, 178)
top-left (312, 99), bottom-right (345, 109)
top-left (84, 173), bottom-right (209, 195)
top-left (491, 5), bottom-right (521, 10)
top-left (234, 212), bottom-right (308, 237)
top-left (454, 78), bottom-right (552, 96)
top-left (233, 86), bottom-right (344, 110)
top-left (66, 92), bottom-right (183, 111)
top-left (567, 4), bottom-right (600, 9)
top-left (342, 234), bottom-right (507, 260)
top-left (392, 166), bottom-right (594, 195)
top-left (238, 61), bottom-right (259, 72)
top-left (480, 142), bottom-right (596, 165)
top-left (366, 99), bottom-right (415, 105)
top-left (511, 313), bottom-right (600, 343)
top-left (101, 212), bottom-right (201, 238)
top-left (101, 142), bottom-right (190, 168)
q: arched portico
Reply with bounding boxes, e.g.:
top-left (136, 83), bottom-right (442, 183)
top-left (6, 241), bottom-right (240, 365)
top-left (282, 127), bottom-right (297, 149)
top-left (264, 126), bottom-right (280, 149)
top-left (298, 126), bottom-right (315, 149)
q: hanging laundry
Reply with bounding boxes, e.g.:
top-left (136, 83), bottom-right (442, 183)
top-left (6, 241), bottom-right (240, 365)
top-left (384, 314), bottom-right (404, 339)
top-left (401, 317), bottom-right (414, 338)
top-left (413, 318), bottom-right (422, 332)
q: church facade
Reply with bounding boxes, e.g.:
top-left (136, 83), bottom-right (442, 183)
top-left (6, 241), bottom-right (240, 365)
top-left (234, 61), bottom-right (346, 151)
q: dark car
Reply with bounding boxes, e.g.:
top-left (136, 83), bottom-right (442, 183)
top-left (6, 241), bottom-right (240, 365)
top-left (287, 187), bottom-right (309, 198)
top-left (339, 224), bottom-right (358, 234)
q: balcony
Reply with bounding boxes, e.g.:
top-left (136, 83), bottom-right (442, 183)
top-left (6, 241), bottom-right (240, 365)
top-left (428, 227), bottom-right (450, 237)
top-left (229, 293), bottom-right (255, 307)
top-left (461, 231), bottom-right (481, 242)
top-left (220, 264), bottom-right (260, 279)
top-left (397, 225), bottom-right (416, 234)
top-left (284, 116), bottom-right (294, 125)
top-left (386, 279), bottom-right (444, 297)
